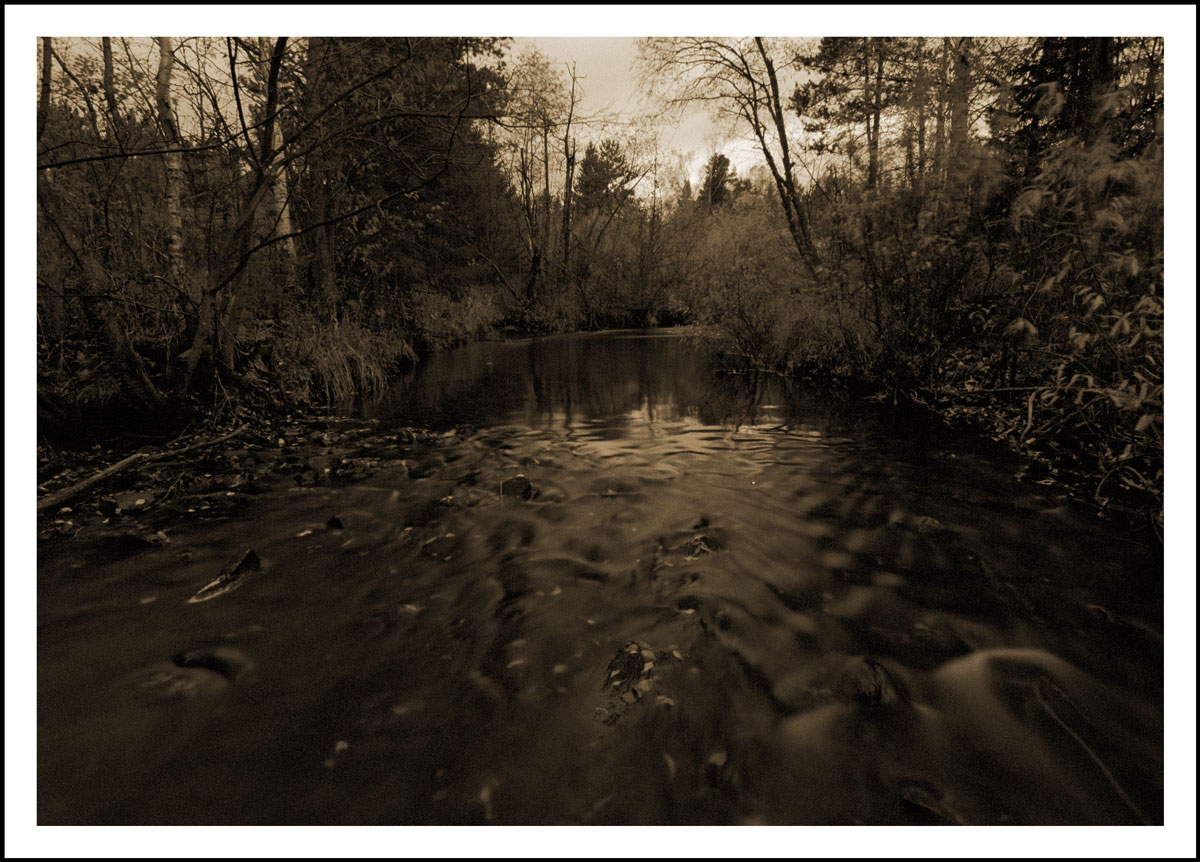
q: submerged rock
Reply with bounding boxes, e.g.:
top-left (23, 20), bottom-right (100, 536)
top-left (603, 642), bottom-right (656, 696)
top-left (85, 528), bottom-right (169, 562)
top-left (500, 475), bottom-right (534, 500)
top-left (172, 646), bottom-right (253, 681)
top-left (112, 490), bottom-right (157, 513)
top-left (187, 549), bottom-right (261, 603)
top-left (419, 533), bottom-right (459, 561)
top-left (898, 779), bottom-right (964, 825)
top-left (834, 657), bottom-right (909, 708)
top-left (136, 664), bottom-right (230, 700)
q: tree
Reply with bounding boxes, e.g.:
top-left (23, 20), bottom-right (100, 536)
top-left (640, 37), bottom-right (821, 274)
top-left (991, 37), bottom-right (1156, 184)
top-left (37, 36), bottom-right (516, 409)
top-left (574, 138), bottom-right (633, 213)
top-left (793, 37), bottom-right (908, 190)
top-left (502, 48), bottom-right (570, 304)
top-left (699, 152), bottom-right (731, 207)
top-left (38, 37), bottom-right (52, 141)
top-left (565, 136), bottom-right (645, 327)
top-left (155, 37), bottom-right (186, 288)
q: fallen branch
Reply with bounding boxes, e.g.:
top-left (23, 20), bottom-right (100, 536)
top-left (36, 425), bottom-right (248, 512)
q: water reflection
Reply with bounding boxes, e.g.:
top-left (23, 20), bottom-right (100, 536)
top-left (373, 329), bottom-right (844, 439)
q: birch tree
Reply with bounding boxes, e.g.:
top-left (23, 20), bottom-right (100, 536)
top-left (156, 37), bottom-right (187, 289)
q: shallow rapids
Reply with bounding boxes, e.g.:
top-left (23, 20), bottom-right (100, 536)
top-left (38, 330), bottom-right (1162, 824)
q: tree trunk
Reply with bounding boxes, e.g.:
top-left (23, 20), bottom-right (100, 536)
top-left (932, 39), bottom-right (949, 208)
top-left (43, 196), bottom-right (162, 408)
top-left (915, 41), bottom-right (927, 209)
top-left (516, 148), bottom-right (541, 304)
top-left (181, 120), bottom-right (278, 388)
top-left (524, 247), bottom-right (541, 303)
top-left (947, 37), bottom-right (972, 197)
top-left (541, 126), bottom-right (552, 279)
top-left (156, 37), bottom-right (186, 288)
top-left (561, 139), bottom-right (574, 279)
top-left (38, 37), bottom-right (52, 142)
top-left (257, 37), bottom-right (298, 273)
top-left (101, 38), bottom-right (120, 132)
top-left (216, 37), bottom-right (295, 374)
top-left (862, 51), bottom-right (873, 185)
top-left (560, 65), bottom-right (578, 281)
top-left (948, 37), bottom-right (971, 162)
top-left (218, 238), bottom-right (254, 372)
top-left (1081, 37), bottom-right (1117, 145)
top-left (753, 37), bottom-right (821, 275)
top-left (305, 37), bottom-right (338, 305)
top-left (868, 39), bottom-right (883, 189)
top-left (903, 121), bottom-right (914, 188)
top-left (1143, 40), bottom-right (1163, 145)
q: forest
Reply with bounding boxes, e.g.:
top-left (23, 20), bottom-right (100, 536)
top-left (36, 36), bottom-right (1164, 534)
top-left (26, 27), bottom-right (1185, 839)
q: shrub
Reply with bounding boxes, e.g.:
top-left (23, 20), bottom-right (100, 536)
top-left (271, 315), bottom-right (417, 407)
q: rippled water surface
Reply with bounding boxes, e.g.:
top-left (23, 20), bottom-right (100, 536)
top-left (38, 329), bottom-right (1163, 825)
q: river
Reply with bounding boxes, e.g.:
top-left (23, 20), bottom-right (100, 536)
top-left (37, 329), bottom-right (1163, 825)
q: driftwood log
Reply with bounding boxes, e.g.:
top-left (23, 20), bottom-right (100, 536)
top-left (36, 425), bottom-right (248, 512)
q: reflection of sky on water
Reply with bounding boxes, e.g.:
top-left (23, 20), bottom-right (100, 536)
top-left (370, 330), bottom-right (851, 444)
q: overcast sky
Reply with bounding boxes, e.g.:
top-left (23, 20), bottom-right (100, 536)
top-left (515, 36), bottom-right (774, 184)
top-left (512, 37), bottom-right (771, 185)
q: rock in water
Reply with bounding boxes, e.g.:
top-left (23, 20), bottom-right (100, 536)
top-left (835, 657), bottom-right (909, 708)
top-left (187, 549), bottom-right (260, 604)
top-left (113, 490), bottom-right (156, 513)
top-left (500, 475), bottom-right (534, 500)
top-left (172, 646), bottom-right (253, 680)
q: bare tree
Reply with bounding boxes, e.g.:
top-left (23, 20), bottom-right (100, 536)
top-left (639, 37), bottom-right (821, 275)
top-left (501, 48), bottom-right (570, 302)
top-left (178, 36), bottom-right (288, 387)
top-left (560, 62), bottom-right (579, 282)
top-left (256, 36), bottom-right (297, 272)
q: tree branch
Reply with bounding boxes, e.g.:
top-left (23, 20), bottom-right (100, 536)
top-left (37, 425), bottom-right (249, 511)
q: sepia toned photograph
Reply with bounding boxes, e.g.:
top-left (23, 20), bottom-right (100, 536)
top-left (10, 4), bottom-right (1196, 856)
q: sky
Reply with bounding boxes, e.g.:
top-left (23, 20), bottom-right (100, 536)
top-left (512, 37), bottom-right (773, 186)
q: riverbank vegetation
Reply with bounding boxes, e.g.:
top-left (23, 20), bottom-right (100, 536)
top-left (36, 36), bottom-right (1163, 533)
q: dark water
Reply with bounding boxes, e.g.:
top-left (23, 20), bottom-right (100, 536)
top-left (38, 329), bottom-right (1163, 825)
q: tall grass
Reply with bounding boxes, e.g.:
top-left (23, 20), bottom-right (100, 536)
top-left (274, 316), bottom-right (417, 406)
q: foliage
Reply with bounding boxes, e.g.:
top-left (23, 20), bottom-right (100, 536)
top-left (574, 139), bottom-right (634, 213)
top-left (643, 35), bottom-right (1164, 532)
top-left (36, 37), bottom-right (520, 431)
top-left (981, 135), bottom-right (1163, 528)
top-left (35, 36), bottom-right (1166, 535)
